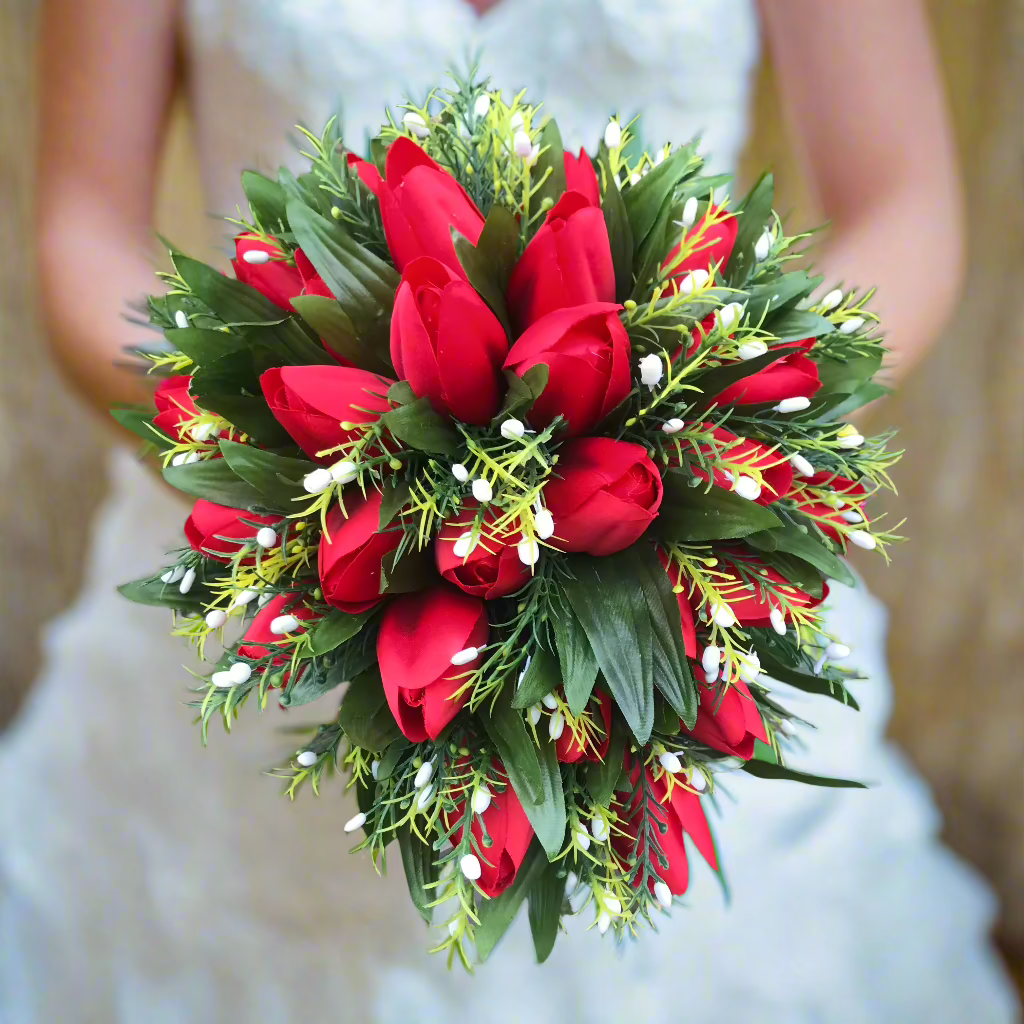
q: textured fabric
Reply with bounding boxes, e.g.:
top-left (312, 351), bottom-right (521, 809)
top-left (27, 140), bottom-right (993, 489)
top-left (0, 1), bottom-right (1018, 1019)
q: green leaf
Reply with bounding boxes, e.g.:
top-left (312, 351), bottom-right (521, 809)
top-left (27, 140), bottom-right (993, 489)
top-left (217, 439), bottom-right (314, 511)
top-left (278, 663), bottom-right (347, 708)
top-left (816, 380), bottom-right (891, 422)
top-left (530, 120), bottom-right (568, 228)
top-left (527, 863), bottom-right (564, 963)
top-left (480, 699), bottom-right (566, 858)
top-left (725, 172), bottom-right (774, 286)
top-left (475, 842), bottom-right (547, 961)
top-left (765, 308), bottom-right (835, 343)
top-left (380, 397), bottom-right (461, 455)
top-left (495, 365), bottom-right (549, 424)
top-left (118, 573), bottom-right (214, 611)
top-left (690, 348), bottom-right (788, 406)
top-left (453, 204), bottom-right (519, 336)
top-left (741, 759), bottom-right (866, 788)
top-left (511, 643), bottom-right (562, 710)
top-left (622, 146), bottom-right (693, 250)
top-left (746, 521), bottom-right (855, 587)
top-left (307, 608), bottom-right (375, 657)
top-left (375, 740), bottom-right (411, 781)
top-left (162, 457), bottom-right (266, 509)
top-left (752, 738), bottom-right (779, 764)
top-left (560, 558), bottom-right (653, 743)
top-left (338, 669), bottom-right (402, 751)
top-left (755, 550), bottom-right (826, 599)
top-left (110, 408), bottom-right (171, 447)
top-left (398, 824), bottom-right (438, 925)
top-left (551, 612), bottom-right (599, 717)
top-left (163, 326), bottom-right (249, 368)
top-left (585, 717), bottom-right (626, 806)
top-left (595, 143), bottom-right (634, 302)
top-left (378, 479), bottom-right (412, 529)
top-left (813, 351), bottom-right (884, 397)
top-left (656, 472), bottom-right (782, 542)
top-left (241, 170), bottom-right (289, 228)
top-left (285, 200), bottom-right (398, 330)
top-left (745, 271), bottom-right (822, 325)
top-left (289, 295), bottom-right (394, 375)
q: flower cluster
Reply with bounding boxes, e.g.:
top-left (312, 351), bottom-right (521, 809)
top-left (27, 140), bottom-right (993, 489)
top-left (119, 70), bottom-right (899, 969)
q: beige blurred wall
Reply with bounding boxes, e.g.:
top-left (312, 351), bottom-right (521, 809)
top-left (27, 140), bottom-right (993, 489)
top-left (1, 0), bottom-right (1021, 948)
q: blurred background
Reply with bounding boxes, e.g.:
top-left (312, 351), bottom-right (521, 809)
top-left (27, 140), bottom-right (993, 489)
top-left (1, 0), bottom-right (1021, 970)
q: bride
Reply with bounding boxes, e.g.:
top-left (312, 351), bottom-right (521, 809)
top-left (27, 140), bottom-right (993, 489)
top-left (4, 0), bottom-right (1018, 1020)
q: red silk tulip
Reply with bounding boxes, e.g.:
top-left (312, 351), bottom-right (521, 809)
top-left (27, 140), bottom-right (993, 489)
top-left (555, 691), bottom-right (613, 764)
top-left (377, 137), bottom-right (484, 275)
top-left (346, 152), bottom-right (383, 196)
top-left (656, 548), bottom-right (698, 659)
top-left (318, 491), bottom-right (403, 614)
top-left (507, 192), bottom-right (615, 330)
top-left (435, 507), bottom-right (532, 600)
top-left (684, 678), bottom-right (768, 760)
top-left (377, 585), bottom-right (489, 741)
top-left (153, 376), bottom-right (201, 442)
top-left (184, 500), bottom-right (279, 563)
top-left (391, 258), bottom-right (508, 425)
top-left (714, 340), bottom-right (821, 408)
top-left (614, 754), bottom-right (718, 898)
top-left (563, 149), bottom-right (601, 207)
top-left (237, 594), bottom-right (320, 665)
top-left (662, 208), bottom-right (738, 292)
top-left (444, 767), bottom-right (534, 897)
top-left (703, 559), bottom-right (827, 627)
top-left (543, 438), bottom-right (663, 556)
top-left (504, 302), bottom-right (630, 438)
top-left (789, 472), bottom-right (870, 543)
top-left (232, 234), bottom-right (331, 310)
top-left (260, 365), bottom-right (394, 463)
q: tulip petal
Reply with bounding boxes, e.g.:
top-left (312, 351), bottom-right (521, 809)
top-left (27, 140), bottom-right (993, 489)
top-left (715, 353), bottom-right (821, 407)
top-left (232, 235), bottom-right (305, 311)
top-left (563, 149), bottom-right (601, 207)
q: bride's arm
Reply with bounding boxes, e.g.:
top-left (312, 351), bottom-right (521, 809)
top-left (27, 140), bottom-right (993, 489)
top-left (37, 0), bottom-right (181, 412)
top-left (757, 0), bottom-right (964, 384)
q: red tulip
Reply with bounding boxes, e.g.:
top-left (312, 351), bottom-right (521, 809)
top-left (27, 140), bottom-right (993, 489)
top-left (232, 234), bottom-right (331, 310)
top-left (701, 559), bottom-right (827, 627)
top-left (318, 491), bottom-right (403, 614)
top-left (435, 505), bottom-right (532, 600)
top-left (714, 339), bottom-right (821, 408)
top-left (656, 548), bottom-right (698, 659)
top-left (543, 438), bottom-right (663, 556)
top-left (683, 678), bottom-right (768, 760)
top-left (260, 365), bottom-right (394, 463)
top-left (376, 585), bottom-right (489, 741)
top-left (563, 149), bottom-right (600, 207)
top-left (377, 137), bottom-right (485, 275)
top-left (444, 765), bottom-right (534, 897)
top-left (662, 208), bottom-right (737, 292)
top-left (237, 593), bottom-right (320, 665)
top-left (672, 423), bottom-right (794, 505)
top-left (504, 302), bottom-right (630, 438)
top-left (346, 152), bottom-right (383, 197)
top-left (507, 191), bottom-right (615, 331)
top-left (789, 472), bottom-right (870, 543)
top-left (555, 691), bottom-right (613, 764)
top-left (184, 500), bottom-right (279, 563)
top-left (614, 753), bottom-right (717, 898)
top-left (153, 375), bottom-right (201, 442)
top-left (391, 257), bottom-right (508, 425)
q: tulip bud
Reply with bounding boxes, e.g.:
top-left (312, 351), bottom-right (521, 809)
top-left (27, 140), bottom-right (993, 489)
top-left (472, 785), bottom-right (492, 815)
top-left (826, 641), bottom-right (851, 660)
top-left (161, 566), bottom-right (186, 584)
top-left (736, 650), bottom-right (761, 684)
top-left (732, 474), bottom-right (761, 501)
top-left (565, 871), bottom-right (579, 894)
top-left (452, 463), bottom-right (470, 483)
top-left (416, 784), bottom-right (436, 809)
top-left (638, 353), bottom-right (664, 388)
top-left (211, 670), bottom-right (234, 688)
top-left (548, 710), bottom-right (565, 741)
top-left (737, 339), bottom-right (768, 360)
top-left (179, 568), bottom-right (196, 594)
top-left (701, 645), bottom-right (722, 674)
top-left (500, 417), bottom-right (526, 440)
top-left (344, 811), bottom-right (367, 833)
top-left (229, 589), bottom-right (258, 611)
top-left (754, 230), bottom-right (772, 261)
top-left (460, 853), bottom-right (482, 880)
top-left (402, 111), bottom-right (429, 138)
top-left (773, 396), bottom-right (812, 414)
top-left (205, 609), bottom-right (228, 629)
top-left (604, 119), bottom-right (622, 149)
top-left (512, 130), bottom-right (533, 158)
top-left (820, 288), bottom-right (843, 312)
top-left (450, 647), bottom-right (479, 666)
top-left (190, 422), bottom-right (216, 442)
top-left (710, 602), bottom-right (737, 628)
top-left (174, 310), bottom-right (189, 330)
top-left (715, 302), bottom-right (744, 333)
top-left (575, 825), bottom-right (591, 851)
top-left (597, 911), bottom-right (611, 934)
top-left (533, 508), bottom-right (555, 540)
top-left (241, 249), bottom-right (270, 265)
top-left (452, 531), bottom-right (480, 559)
top-left (848, 530), bottom-right (876, 550)
top-left (789, 452), bottom-right (815, 477)
top-left (517, 538), bottom-right (540, 566)
top-left (330, 460), bottom-right (358, 484)
top-left (769, 605), bottom-right (787, 636)
top-left (653, 881), bottom-right (673, 908)
top-left (662, 418), bottom-right (685, 434)
top-left (471, 478), bottom-right (493, 503)
top-left (659, 751), bottom-right (682, 774)
top-left (678, 268), bottom-right (710, 296)
top-left (270, 614), bottom-right (300, 635)
top-left (590, 817), bottom-right (608, 842)
top-left (528, 705), bottom-right (542, 726)
top-left (473, 94), bottom-right (491, 118)
top-left (296, 750), bottom-right (318, 768)
top-left (839, 316), bottom-right (865, 335)
top-left (371, 760), bottom-right (380, 780)
top-left (228, 662), bottom-right (252, 684)
top-left (680, 196), bottom-right (699, 229)
top-left (171, 453), bottom-right (187, 467)
top-left (687, 769), bottom-right (708, 793)
top-left (256, 527), bottom-right (279, 549)
top-left (509, 112), bottom-right (525, 133)
top-left (303, 468), bottom-right (334, 494)
top-left (414, 760), bottom-right (435, 789)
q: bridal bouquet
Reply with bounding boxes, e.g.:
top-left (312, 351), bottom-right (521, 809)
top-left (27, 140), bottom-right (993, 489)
top-left (118, 71), bottom-right (899, 967)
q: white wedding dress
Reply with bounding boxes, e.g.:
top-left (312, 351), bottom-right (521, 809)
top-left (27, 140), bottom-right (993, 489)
top-left (1, 1), bottom-right (1018, 1021)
